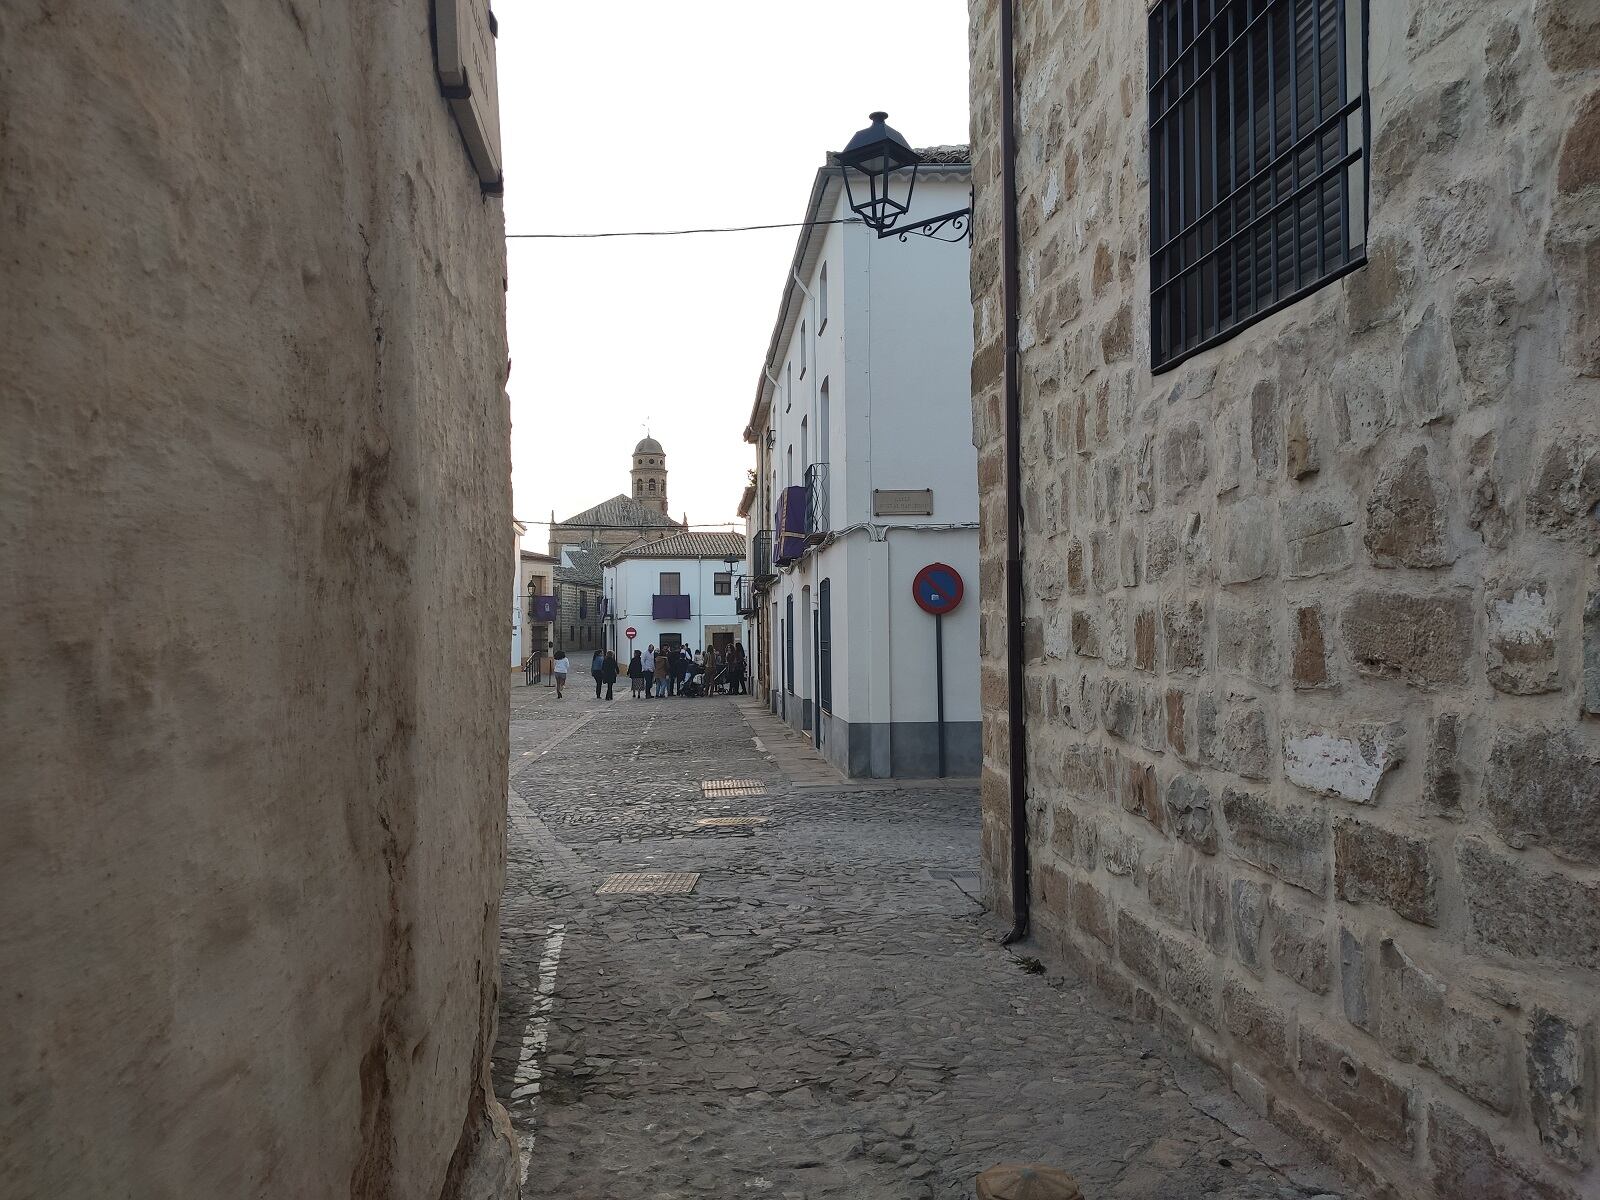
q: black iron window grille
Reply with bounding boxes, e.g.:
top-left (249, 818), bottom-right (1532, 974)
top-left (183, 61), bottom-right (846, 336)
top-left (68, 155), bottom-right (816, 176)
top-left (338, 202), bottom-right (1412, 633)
top-left (1149, 0), bottom-right (1370, 372)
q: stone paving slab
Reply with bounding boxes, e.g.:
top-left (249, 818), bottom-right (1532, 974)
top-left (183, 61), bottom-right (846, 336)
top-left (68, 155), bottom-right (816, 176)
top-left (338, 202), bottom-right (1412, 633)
top-left (495, 685), bottom-right (1352, 1199)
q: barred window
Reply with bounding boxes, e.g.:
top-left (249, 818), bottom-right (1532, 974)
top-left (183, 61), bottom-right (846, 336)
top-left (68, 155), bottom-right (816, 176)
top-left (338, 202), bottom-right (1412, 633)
top-left (1149, 0), bottom-right (1370, 372)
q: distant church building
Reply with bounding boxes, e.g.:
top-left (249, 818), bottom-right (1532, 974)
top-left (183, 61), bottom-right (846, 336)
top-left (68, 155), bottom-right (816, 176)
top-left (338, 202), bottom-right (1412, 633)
top-left (544, 438), bottom-right (686, 654)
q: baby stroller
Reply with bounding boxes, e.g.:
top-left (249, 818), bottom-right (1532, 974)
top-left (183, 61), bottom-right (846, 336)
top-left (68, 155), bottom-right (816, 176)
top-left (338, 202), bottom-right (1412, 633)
top-left (680, 675), bottom-right (704, 697)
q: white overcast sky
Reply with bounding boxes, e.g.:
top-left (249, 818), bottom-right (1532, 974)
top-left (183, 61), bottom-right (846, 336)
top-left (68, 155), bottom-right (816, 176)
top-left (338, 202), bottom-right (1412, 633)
top-left (496, 0), bottom-right (971, 542)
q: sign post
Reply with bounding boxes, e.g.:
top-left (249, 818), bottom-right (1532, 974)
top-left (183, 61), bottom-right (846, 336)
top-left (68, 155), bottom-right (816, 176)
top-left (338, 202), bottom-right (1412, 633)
top-left (624, 625), bottom-right (637, 662)
top-left (912, 563), bottom-right (965, 778)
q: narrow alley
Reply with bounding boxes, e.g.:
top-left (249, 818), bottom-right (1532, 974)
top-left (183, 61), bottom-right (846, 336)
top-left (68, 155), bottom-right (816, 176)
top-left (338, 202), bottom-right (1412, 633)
top-left (494, 684), bottom-right (1349, 1200)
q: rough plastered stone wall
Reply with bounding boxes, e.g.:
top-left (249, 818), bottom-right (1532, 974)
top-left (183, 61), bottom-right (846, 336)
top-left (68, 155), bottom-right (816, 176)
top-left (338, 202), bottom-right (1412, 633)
top-left (0, 4), bottom-right (516, 1198)
top-left (970, 1), bottom-right (1600, 1196)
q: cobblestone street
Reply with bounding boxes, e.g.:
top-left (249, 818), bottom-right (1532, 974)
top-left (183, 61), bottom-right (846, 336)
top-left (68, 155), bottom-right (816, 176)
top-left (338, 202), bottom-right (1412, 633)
top-left (494, 683), bottom-right (1350, 1200)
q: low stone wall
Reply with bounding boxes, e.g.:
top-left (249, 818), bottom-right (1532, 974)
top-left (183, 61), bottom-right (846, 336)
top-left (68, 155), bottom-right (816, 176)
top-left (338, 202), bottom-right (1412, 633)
top-left (969, 1), bottom-right (1599, 1195)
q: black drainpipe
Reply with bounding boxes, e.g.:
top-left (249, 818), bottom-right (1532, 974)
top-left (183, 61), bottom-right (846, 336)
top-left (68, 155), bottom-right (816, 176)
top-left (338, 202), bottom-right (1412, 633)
top-left (997, 0), bottom-right (1030, 946)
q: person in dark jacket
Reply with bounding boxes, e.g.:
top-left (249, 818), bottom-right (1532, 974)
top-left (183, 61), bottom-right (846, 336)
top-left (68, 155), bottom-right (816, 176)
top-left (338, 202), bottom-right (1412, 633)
top-left (600, 650), bottom-right (619, 701)
top-left (628, 650), bottom-right (646, 698)
top-left (590, 648), bottom-right (606, 698)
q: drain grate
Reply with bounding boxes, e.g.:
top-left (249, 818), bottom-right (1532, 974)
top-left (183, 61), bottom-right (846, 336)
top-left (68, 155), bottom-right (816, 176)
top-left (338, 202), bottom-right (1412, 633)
top-left (596, 871), bottom-right (700, 895)
top-left (701, 778), bottom-right (768, 798)
top-left (695, 816), bottom-right (769, 827)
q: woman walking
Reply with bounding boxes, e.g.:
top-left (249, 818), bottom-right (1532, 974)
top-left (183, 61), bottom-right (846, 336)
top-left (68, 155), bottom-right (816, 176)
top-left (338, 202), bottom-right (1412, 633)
top-left (641, 645), bottom-right (656, 699)
top-left (590, 647), bottom-right (605, 699)
top-left (629, 649), bottom-right (646, 698)
top-left (600, 650), bottom-right (619, 701)
top-left (552, 649), bottom-right (569, 699)
top-left (653, 649), bottom-right (669, 698)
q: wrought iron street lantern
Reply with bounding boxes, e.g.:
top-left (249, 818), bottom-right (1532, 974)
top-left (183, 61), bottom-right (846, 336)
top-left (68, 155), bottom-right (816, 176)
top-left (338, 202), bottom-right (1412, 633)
top-left (837, 111), bottom-right (971, 243)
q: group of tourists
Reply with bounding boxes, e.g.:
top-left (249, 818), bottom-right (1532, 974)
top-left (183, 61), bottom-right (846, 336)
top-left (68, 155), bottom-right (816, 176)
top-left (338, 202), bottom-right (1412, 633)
top-left (625, 642), bottom-right (748, 699)
top-left (549, 643), bottom-right (749, 702)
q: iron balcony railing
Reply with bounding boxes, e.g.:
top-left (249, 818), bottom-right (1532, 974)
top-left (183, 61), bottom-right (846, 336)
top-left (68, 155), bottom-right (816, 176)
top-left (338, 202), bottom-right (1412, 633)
top-left (804, 462), bottom-right (830, 540)
top-left (751, 530), bottom-right (775, 580)
top-left (735, 577), bottom-right (759, 616)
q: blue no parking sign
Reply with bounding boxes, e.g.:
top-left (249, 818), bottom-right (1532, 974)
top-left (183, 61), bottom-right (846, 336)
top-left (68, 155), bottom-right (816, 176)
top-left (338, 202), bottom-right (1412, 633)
top-left (912, 562), bottom-right (964, 616)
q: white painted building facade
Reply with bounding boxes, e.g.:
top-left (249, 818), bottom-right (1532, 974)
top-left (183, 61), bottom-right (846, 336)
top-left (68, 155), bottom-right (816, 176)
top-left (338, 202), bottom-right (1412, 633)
top-left (745, 149), bottom-right (979, 777)
top-left (602, 531), bottom-right (748, 664)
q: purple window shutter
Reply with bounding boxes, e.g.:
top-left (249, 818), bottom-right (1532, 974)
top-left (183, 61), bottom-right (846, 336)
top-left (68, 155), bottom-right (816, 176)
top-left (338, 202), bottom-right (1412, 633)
top-left (775, 485), bottom-right (809, 564)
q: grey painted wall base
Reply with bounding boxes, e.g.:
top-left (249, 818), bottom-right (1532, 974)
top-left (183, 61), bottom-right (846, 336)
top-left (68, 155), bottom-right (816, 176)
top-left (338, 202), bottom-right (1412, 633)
top-left (776, 701), bottom-right (979, 779)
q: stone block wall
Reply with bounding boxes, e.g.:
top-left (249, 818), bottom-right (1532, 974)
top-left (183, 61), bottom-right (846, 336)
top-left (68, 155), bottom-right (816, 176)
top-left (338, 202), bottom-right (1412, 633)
top-left (1, 3), bottom-right (515, 1197)
top-left (969, 1), bottom-right (1600, 1195)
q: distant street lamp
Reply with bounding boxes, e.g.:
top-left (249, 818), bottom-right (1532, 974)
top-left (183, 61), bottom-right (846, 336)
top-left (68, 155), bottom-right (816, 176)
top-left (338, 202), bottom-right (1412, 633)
top-left (837, 112), bottom-right (971, 243)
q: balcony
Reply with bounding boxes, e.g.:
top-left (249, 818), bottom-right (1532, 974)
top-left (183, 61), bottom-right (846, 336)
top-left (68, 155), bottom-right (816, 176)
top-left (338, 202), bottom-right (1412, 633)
top-left (750, 530), bottom-right (774, 581)
top-left (804, 462), bottom-right (830, 541)
top-left (652, 594), bottom-right (690, 620)
top-left (735, 577), bottom-right (759, 616)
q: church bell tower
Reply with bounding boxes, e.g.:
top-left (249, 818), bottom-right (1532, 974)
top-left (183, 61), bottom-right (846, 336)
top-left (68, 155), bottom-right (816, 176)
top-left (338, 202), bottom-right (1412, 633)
top-left (631, 436), bottom-right (667, 514)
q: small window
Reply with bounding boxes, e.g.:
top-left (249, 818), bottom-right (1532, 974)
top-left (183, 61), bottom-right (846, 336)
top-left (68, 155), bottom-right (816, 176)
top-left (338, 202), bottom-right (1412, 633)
top-left (1148, 0), bottom-right (1368, 372)
top-left (636, 480), bottom-right (643, 494)
top-left (579, 594), bottom-right (587, 618)
top-left (818, 263), bottom-right (828, 330)
top-left (714, 572), bottom-right (732, 595)
top-left (800, 322), bottom-right (807, 376)
top-left (785, 362), bottom-right (792, 411)
top-left (659, 572), bottom-right (681, 595)
top-left (648, 479), bottom-right (657, 493)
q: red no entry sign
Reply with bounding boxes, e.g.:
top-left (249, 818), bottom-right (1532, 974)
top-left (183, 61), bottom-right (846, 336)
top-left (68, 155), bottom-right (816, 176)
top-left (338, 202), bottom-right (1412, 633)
top-left (624, 626), bottom-right (637, 640)
top-left (912, 562), bottom-right (964, 616)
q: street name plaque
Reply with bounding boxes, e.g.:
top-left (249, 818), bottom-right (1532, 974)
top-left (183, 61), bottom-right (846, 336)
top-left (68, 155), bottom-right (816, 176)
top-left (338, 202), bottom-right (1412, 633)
top-left (872, 488), bottom-right (934, 517)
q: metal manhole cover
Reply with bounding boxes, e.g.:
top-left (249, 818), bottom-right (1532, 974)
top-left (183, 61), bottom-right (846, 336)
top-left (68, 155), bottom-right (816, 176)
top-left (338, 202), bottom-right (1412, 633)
top-left (695, 816), bottom-right (768, 827)
top-left (701, 779), bottom-right (768, 798)
top-left (596, 871), bottom-right (700, 895)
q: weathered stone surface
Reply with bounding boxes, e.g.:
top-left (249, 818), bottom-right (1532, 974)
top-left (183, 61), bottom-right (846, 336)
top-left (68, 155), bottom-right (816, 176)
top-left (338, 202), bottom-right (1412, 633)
top-left (1108, 750), bottom-right (1163, 832)
top-left (1334, 818), bottom-right (1439, 926)
top-left (1342, 590), bottom-right (1472, 687)
top-left (1102, 824), bottom-right (1142, 880)
top-left (1250, 380), bottom-right (1279, 475)
top-left (1376, 939), bottom-right (1515, 1114)
top-left (1197, 694), bottom-right (1270, 781)
top-left (1050, 800), bottom-right (1100, 869)
top-left (1133, 606), bottom-right (1157, 671)
top-left (1099, 676), bottom-right (1134, 740)
top-left (1284, 401), bottom-right (1319, 480)
top-left (1117, 909), bottom-right (1162, 986)
top-left (1538, 0), bottom-right (1600, 71)
top-left (1162, 597), bottom-right (1207, 674)
top-left (1459, 836), bottom-right (1600, 971)
top-left (1231, 877), bottom-right (1267, 974)
top-left (1346, 232), bottom-right (1415, 335)
top-left (1400, 305), bottom-right (1455, 424)
top-left (1033, 551), bottom-right (1067, 602)
top-left (1070, 877), bottom-right (1114, 947)
top-left (1066, 537), bottom-right (1086, 594)
top-left (1163, 774), bottom-right (1216, 853)
top-left (1528, 1008), bottom-right (1588, 1170)
top-left (1282, 721), bottom-right (1406, 804)
top-left (1161, 932), bottom-right (1218, 1028)
top-left (1296, 1026), bottom-right (1413, 1149)
top-left (1071, 609), bottom-right (1100, 659)
top-left (1451, 277), bottom-right (1519, 407)
top-left (1558, 88), bottom-right (1600, 196)
top-left (1222, 789), bottom-right (1328, 896)
top-left (1218, 497), bottom-right (1276, 585)
top-left (1423, 713), bottom-right (1464, 818)
top-left (1526, 439), bottom-right (1600, 539)
top-left (1291, 605), bottom-right (1330, 689)
top-left (1281, 494), bottom-right (1355, 578)
top-left (1485, 582), bottom-right (1560, 695)
top-left (1165, 689), bottom-right (1191, 760)
top-left (1484, 726), bottom-right (1600, 865)
top-left (1429, 1103), bottom-right (1582, 1200)
top-left (1162, 421), bottom-right (1209, 497)
top-left (1586, 592), bottom-right (1600, 716)
top-left (1024, 616), bottom-right (1046, 662)
top-left (1221, 975), bottom-right (1290, 1066)
top-left (1268, 895), bottom-right (1330, 995)
top-left (1339, 927), bottom-right (1371, 1031)
top-left (1365, 445), bottom-right (1454, 568)
top-left (1217, 601), bottom-right (1280, 685)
